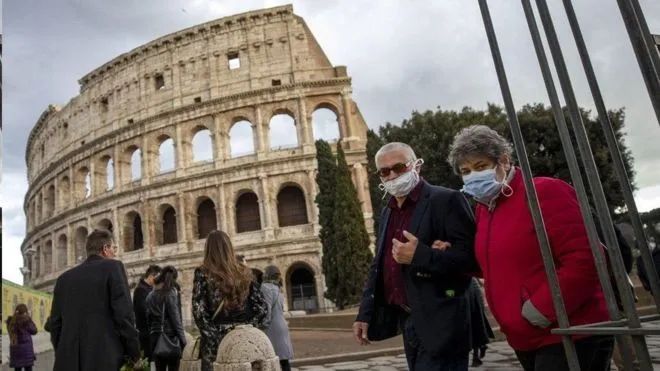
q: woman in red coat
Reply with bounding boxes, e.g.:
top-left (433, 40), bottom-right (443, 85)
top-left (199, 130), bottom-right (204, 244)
top-left (445, 125), bottom-right (613, 371)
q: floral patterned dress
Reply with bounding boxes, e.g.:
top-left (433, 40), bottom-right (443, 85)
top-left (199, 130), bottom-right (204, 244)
top-left (192, 267), bottom-right (267, 371)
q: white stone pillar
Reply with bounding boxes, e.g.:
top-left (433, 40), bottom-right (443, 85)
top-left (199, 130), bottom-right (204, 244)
top-left (255, 106), bottom-right (266, 154)
top-left (298, 97), bottom-right (313, 146)
top-left (306, 170), bottom-right (319, 224)
top-left (218, 184), bottom-right (228, 233)
top-left (177, 192), bottom-right (188, 247)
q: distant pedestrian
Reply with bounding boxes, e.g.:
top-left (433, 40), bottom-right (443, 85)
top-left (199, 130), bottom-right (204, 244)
top-left (146, 266), bottom-right (186, 371)
top-left (261, 265), bottom-right (294, 371)
top-left (6, 303), bottom-right (38, 371)
top-left (134, 264), bottom-right (162, 361)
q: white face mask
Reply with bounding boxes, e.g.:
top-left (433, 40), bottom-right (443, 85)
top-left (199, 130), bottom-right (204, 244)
top-left (379, 159), bottom-right (423, 198)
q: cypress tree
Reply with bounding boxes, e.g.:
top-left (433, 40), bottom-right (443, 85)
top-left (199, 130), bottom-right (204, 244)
top-left (330, 143), bottom-right (374, 309)
top-left (314, 140), bottom-right (339, 303)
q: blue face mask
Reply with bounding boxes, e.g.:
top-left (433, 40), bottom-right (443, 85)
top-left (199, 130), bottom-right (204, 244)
top-left (461, 168), bottom-right (503, 202)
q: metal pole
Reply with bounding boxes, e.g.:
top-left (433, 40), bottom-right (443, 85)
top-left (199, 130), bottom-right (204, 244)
top-left (628, 0), bottom-right (660, 81)
top-left (520, 1), bottom-right (635, 369)
top-left (562, 0), bottom-right (660, 312)
top-left (478, 1), bottom-right (580, 369)
top-left (616, 0), bottom-right (660, 124)
top-left (534, 1), bottom-right (653, 369)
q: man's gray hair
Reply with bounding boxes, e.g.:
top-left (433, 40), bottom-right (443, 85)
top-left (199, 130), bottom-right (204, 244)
top-left (375, 142), bottom-right (417, 165)
top-left (447, 125), bottom-right (513, 174)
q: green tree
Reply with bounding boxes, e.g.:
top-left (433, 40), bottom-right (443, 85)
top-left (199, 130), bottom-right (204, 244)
top-left (314, 140), bottom-right (338, 302)
top-left (366, 129), bottom-right (385, 233)
top-left (329, 143), bottom-right (374, 309)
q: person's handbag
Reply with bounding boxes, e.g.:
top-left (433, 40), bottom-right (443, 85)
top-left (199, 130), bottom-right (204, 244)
top-left (190, 299), bottom-right (224, 360)
top-left (153, 301), bottom-right (182, 359)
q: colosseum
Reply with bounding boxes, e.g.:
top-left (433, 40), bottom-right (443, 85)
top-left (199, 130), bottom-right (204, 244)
top-left (20, 4), bottom-right (374, 324)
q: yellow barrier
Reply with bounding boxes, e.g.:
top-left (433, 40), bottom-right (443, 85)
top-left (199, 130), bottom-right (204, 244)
top-left (2, 279), bottom-right (52, 334)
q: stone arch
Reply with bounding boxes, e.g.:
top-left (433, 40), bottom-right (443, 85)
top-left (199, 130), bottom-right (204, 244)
top-left (312, 104), bottom-right (341, 142)
top-left (97, 218), bottom-right (114, 234)
top-left (43, 240), bottom-right (53, 275)
top-left (157, 134), bottom-right (176, 174)
top-left (123, 145), bottom-right (142, 182)
top-left (235, 190), bottom-right (261, 233)
top-left (157, 203), bottom-right (178, 245)
top-left (123, 211), bottom-right (144, 252)
top-left (229, 119), bottom-right (255, 158)
top-left (269, 110), bottom-right (298, 150)
top-left (286, 262), bottom-right (319, 313)
top-left (45, 184), bottom-right (55, 218)
top-left (196, 197), bottom-right (217, 239)
top-left (56, 234), bottom-right (67, 270)
top-left (76, 166), bottom-right (91, 200)
top-left (191, 126), bottom-right (214, 163)
top-left (59, 176), bottom-right (71, 210)
top-left (277, 185), bottom-right (309, 227)
top-left (96, 154), bottom-right (114, 192)
top-left (36, 195), bottom-right (43, 224)
top-left (74, 226), bottom-right (88, 263)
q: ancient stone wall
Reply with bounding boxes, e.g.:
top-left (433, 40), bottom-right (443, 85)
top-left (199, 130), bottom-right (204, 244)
top-left (21, 5), bottom-right (373, 322)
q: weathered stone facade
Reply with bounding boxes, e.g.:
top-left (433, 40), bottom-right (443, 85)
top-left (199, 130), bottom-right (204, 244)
top-left (21, 5), bottom-right (373, 324)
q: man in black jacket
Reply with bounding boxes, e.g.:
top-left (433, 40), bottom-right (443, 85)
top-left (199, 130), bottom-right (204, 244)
top-left (133, 264), bottom-right (161, 361)
top-left (50, 229), bottom-right (140, 371)
top-left (353, 143), bottom-right (477, 371)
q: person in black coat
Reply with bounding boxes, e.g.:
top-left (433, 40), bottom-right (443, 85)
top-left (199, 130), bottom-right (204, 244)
top-left (353, 143), bottom-right (478, 371)
top-left (49, 229), bottom-right (140, 371)
top-left (146, 266), bottom-right (186, 371)
top-left (133, 264), bottom-right (162, 361)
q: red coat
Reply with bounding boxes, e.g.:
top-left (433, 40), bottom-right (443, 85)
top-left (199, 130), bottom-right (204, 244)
top-left (474, 169), bottom-right (609, 351)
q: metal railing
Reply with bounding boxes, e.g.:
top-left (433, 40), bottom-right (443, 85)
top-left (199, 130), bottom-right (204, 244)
top-left (478, 1), bottom-right (660, 370)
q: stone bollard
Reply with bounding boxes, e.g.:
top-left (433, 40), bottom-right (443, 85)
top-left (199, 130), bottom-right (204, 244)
top-left (181, 331), bottom-right (202, 371)
top-left (213, 325), bottom-right (280, 371)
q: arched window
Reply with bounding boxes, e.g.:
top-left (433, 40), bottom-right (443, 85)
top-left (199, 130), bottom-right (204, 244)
top-left (161, 206), bottom-right (178, 245)
top-left (59, 176), bottom-right (71, 209)
top-left (57, 235), bottom-right (67, 270)
top-left (192, 129), bottom-right (214, 162)
top-left (43, 241), bottom-right (53, 274)
top-left (131, 148), bottom-right (142, 181)
top-left (269, 113), bottom-right (298, 150)
top-left (97, 218), bottom-right (113, 234)
top-left (312, 107), bottom-right (341, 142)
top-left (236, 192), bottom-right (261, 233)
top-left (75, 227), bottom-right (88, 263)
top-left (197, 199), bottom-right (217, 239)
top-left (45, 185), bottom-right (55, 218)
top-left (229, 120), bottom-right (255, 158)
top-left (277, 186), bottom-right (309, 227)
top-left (106, 158), bottom-right (115, 190)
top-left (76, 167), bottom-right (91, 200)
top-left (287, 263), bottom-right (318, 312)
top-left (158, 137), bottom-right (175, 173)
top-left (124, 212), bottom-right (144, 252)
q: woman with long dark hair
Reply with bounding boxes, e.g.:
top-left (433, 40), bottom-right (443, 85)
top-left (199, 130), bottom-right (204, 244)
top-left (192, 230), bottom-right (267, 371)
top-left (146, 265), bottom-right (187, 371)
top-left (6, 304), bottom-right (38, 371)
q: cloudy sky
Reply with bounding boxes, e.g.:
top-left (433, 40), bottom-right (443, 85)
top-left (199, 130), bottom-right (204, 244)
top-left (3, 1), bottom-right (660, 284)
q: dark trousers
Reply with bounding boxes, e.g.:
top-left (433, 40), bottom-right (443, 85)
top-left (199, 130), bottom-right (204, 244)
top-left (400, 312), bottom-right (469, 371)
top-left (515, 336), bottom-right (614, 371)
top-left (14, 368), bottom-right (33, 371)
top-left (139, 332), bottom-right (151, 361)
top-left (155, 357), bottom-right (180, 371)
top-left (280, 359), bottom-right (291, 371)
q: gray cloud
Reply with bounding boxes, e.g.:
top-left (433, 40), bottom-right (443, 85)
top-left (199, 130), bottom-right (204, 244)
top-left (3, 0), bottom-right (660, 282)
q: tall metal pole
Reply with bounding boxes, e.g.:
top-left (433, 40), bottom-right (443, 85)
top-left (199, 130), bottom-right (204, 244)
top-left (534, 0), bottom-right (653, 368)
top-left (561, 0), bottom-right (660, 312)
top-left (478, 1), bottom-right (580, 369)
top-left (616, 0), bottom-right (660, 124)
top-left (520, 1), bottom-right (634, 368)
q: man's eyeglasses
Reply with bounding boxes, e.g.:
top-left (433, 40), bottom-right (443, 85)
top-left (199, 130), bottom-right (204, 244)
top-left (376, 161), bottom-right (412, 177)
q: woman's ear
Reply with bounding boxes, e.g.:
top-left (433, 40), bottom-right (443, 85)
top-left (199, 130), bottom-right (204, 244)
top-left (499, 155), bottom-right (512, 171)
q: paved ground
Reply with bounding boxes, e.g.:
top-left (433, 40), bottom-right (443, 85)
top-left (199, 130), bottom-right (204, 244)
top-left (4, 330), bottom-right (660, 370)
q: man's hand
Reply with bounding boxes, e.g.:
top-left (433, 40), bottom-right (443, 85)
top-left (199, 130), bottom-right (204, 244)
top-left (352, 321), bottom-right (370, 345)
top-left (392, 230), bottom-right (418, 264)
top-left (431, 240), bottom-right (451, 251)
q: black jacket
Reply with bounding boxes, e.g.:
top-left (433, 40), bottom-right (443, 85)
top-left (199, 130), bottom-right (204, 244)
top-left (145, 288), bottom-right (187, 348)
top-left (356, 181), bottom-right (478, 357)
top-left (133, 279), bottom-right (152, 335)
top-left (50, 255), bottom-right (140, 371)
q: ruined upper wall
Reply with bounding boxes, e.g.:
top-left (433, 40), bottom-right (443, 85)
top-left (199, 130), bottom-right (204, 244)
top-left (25, 4), bottom-right (347, 182)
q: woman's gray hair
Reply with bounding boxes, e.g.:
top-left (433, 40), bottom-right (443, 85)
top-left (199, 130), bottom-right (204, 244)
top-left (447, 125), bottom-right (513, 174)
top-left (375, 142), bottom-right (417, 165)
